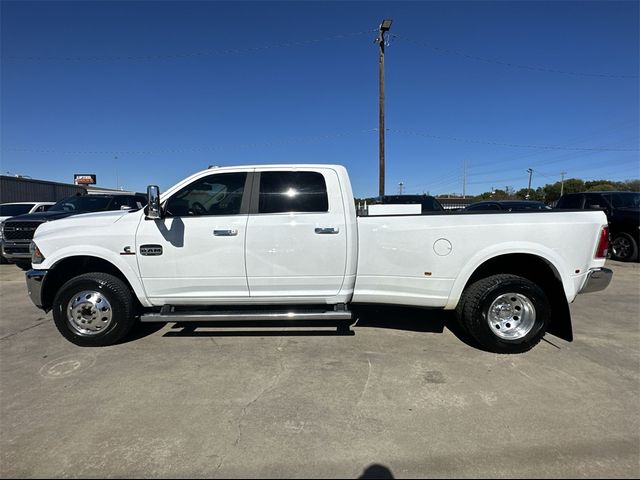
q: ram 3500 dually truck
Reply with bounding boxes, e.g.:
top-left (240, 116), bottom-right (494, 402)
top-left (25, 165), bottom-right (612, 353)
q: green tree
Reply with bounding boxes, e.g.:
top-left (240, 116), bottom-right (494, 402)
top-left (586, 183), bottom-right (617, 191)
top-left (542, 182), bottom-right (562, 203)
top-left (562, 178), bottom-right (585, 194)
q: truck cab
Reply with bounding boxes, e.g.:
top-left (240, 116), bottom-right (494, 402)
top-left (136, 166), bottom-right (357, 303)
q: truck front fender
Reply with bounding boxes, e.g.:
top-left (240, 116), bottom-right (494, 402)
top-left (41, 246), bottom-right (151, 307)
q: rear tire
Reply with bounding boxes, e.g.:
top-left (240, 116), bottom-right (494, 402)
top-left (610, 233), bottom-right (638, 262)
top-left (457, 274), bottom-right (550, 354)
top-left (52, 272), bottom-right (136, 347)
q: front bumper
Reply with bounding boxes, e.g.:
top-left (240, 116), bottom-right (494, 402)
top-left (2, 241), bottom-right (31, 260)
top-left (26, 269), bottom-right (48, 310)
top-left (579, 267), bottom-right (613, 294)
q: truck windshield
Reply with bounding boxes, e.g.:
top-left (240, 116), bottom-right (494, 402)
top-left (0, 204), bottom-right (35, 216)
top-left (605, 192), bottom-right (640, 209)
top-left (49, 196), bottom-right (112, 212)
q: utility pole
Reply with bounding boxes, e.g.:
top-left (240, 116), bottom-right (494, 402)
top-left (560, 171), bottom-right (567, 197)
top-left (462, 160), bottom-right (467, 198)
top-left (398, 181), bottom-right (404, 195)
top-left (377, 19), bottom-right (392, 197)
top-left (526, 168), bottom-right (533, 199)
top-left (114, 156), bottom-right (119, 190)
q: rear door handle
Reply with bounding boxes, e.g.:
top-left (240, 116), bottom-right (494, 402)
top-left (315, 227), bottom-right (339, 234)
top-left (213, 229), bottom-right (238, 236)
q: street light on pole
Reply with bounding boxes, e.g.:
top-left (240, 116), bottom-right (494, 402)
top-left (377, 19), bottom-right (392, 197)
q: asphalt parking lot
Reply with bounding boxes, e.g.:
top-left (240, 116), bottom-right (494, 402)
top-left (1, 262), bottom-right (638, 478)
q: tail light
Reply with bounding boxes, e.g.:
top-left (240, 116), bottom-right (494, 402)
top-left (595, 225), bottom-right (609, 258)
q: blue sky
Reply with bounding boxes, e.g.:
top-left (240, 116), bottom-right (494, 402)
top-left (1, 0), bottom-right (638, 197)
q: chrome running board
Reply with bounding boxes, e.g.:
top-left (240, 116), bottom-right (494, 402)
top-left (140, 307), bottom-right (352, 323)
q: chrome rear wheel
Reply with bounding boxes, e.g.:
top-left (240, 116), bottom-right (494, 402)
top-left (487, 293), bottom-right (536, 341)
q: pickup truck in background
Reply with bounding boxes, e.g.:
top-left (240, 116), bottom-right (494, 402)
top-left (25, 165), bottom-right (612, 353)
top-left (555, 191), bottom-right (640, 262)
top-left (0, 202), bottom-right (55, 264)
top-left (2, 193), bottom-right (147, 270)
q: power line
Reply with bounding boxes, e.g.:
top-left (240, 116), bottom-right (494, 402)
top-left (387, 128), bottom-right (639, 152)
top-left (467, 175), bottom-right (528, 186)
top-left (2, 30), bottom-right (376, 63)
top-left (3, 129), bottom-right (377, 156)
top-left (393, 34), bottom-right (638, 79)
top-left (406, 123), bottom-right (638, 192)
top-left (465, 121), bottom-right (639, 172)
top-left (464, 161), bottom-right (638, 190)
top-left (13, 127), bottom-right (635, 156)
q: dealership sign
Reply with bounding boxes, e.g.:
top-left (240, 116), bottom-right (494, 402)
top-left (74, 174), bottom-right (97, 185)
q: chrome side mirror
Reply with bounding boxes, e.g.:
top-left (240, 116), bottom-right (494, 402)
top-left (146, 185), bottom-right (162, 219)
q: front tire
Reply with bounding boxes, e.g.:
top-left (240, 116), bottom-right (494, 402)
top-left (52, 272), bottom-right (136, 347)
top-left (457, 274), bottom-right (550, 354)
top-left (610, 233), bottom-right (638, 262)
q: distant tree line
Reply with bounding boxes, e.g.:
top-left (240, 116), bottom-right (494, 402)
top-left (354, 178), bottom-right (640, 205)
top-left (476, 178), bottom-right (640, 203)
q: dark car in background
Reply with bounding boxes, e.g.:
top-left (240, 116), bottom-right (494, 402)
top-left (555, 191), bottom-right (640, 262)
top-left (1, 193), bottom-right (147, 269)
top-left (376, 194), bottom-right (444, 213)
top-left (465, 200), bottom-right (551, 212)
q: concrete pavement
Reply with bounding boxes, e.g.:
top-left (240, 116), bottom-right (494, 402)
top-left (1, 262), bottom-right (638, 478)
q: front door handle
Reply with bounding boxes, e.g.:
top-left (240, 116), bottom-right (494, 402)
top-left (213, 229), bottom-right (238, 236)
top-left (315, 227), bottom-right (339, 234)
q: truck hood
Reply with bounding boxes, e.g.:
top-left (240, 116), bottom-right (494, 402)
top-left (4, 210), bottom-right (81, 223)
top-left (34, 210), bottom-right (134, 236)
top-left (8, 209), bottom-right (136, 223)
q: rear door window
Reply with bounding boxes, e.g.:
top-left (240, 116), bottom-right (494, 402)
top-left (258, 172), bottom-right (328, 213)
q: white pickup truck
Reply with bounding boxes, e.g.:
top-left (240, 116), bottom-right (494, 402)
top-left (25, 164), bottom-right (612, 353)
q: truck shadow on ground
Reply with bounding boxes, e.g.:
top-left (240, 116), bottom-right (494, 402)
top-left (358, 463), bottom-right (394, 479)
top-left (133, 305), bottom-right (480, 349)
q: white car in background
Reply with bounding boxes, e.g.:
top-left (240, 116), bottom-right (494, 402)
top-left (0, 202), bottom-right (55, 263)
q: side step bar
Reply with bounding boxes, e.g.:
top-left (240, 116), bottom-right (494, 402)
top-left (140, 307), bottom-right (352, 323)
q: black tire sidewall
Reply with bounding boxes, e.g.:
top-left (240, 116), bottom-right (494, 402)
top-left (611, 233), bottom-right (638, 262)
top-left (465, 276), bottom-right (550, 353)
top-left (52, 274), bottom-right (134, 347)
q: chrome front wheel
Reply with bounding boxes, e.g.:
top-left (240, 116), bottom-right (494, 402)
top-left (52, 272), bottom-right (135, 347)
top-left (67, 290), bottom-right (113, 336)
